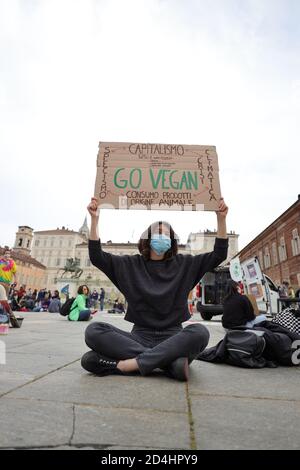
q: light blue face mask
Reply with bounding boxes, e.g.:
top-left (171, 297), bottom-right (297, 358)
top-left (150, 233), bottom-right (171, 256)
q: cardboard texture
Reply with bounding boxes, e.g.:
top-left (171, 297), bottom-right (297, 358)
top-left (94, 142), bottom-right (221, 211)
top-left (245, 294), bottom-right (260, 316)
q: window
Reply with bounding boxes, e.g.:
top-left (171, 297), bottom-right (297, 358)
top-left (56, 258), bottom-right (61, 267)
top-left (35, 240), bottom-right (40, 247)
top-left (27, 240), bottom-right (30, 248)
top-left (43, 239), bottom-right (47, 247)
top-left (50, 238), bottom-right (54, 247)
top-left (18, 238), bottom-right (23, 247)
top-left (68, 239), bottom-right (72, 247)
top-left (279, 237), bottom-right (287, 262)
top-left (291, 229), bottom-right (300, 256)
top-left (264, 246), bottom-right (271, 268)
top-left (86, 259), bottom-right (91, 267)
top-left (272, 242), bottom-right (278, 265)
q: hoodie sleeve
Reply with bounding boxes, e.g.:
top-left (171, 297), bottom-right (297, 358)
top-left (88, 239), bottom-right (123, 289)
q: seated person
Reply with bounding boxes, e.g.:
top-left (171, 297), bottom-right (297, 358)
top-left (222, 280), bottom-right (267, 329)
top-left (48, 290), bottom-right (61, 313)
top-left (115, 301), bottom-right (125, 313)
top-left (10, 290), bottom-right (21, 311)
top-left (108, 298), bottom-right (125, 314)
top-left (68, 285), bottom-right (95, 321)
top-left (0, 284), bottom-right (20, 327)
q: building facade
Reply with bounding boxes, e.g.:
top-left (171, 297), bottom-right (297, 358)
top-left (10, 221), bottom-right (239, 296)
top-left (186, 230), bottom-right (239, 264)
top-left (0, 245), bottom-right (47, 290)
top-left (31, 224), bottom-right (88, 290)
top-left (238, 196), bottom-right (300, 288)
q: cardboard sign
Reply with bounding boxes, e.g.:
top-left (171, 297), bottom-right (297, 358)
top-left (94, 142), bottom-right (221, 211)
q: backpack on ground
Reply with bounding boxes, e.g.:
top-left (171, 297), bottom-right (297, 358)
top-left (225, 330), bottom-right (268, 368)
top-left (59, 297), bottom-right (76, 316)
top-left (198, 329), bottom-right (271, 368)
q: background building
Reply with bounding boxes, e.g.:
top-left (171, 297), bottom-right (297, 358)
top-left (0, 244), bottom-right (46, 290)
top-left (238, 195), bottom-right (300, 288)
top-left (31, 222), bottom-right (88, 291)
top-left (8, 222), bottom-right (239, 297)
top-left (186, 230), bottom-right (239, 263)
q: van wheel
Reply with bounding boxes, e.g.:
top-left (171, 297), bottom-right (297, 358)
top-left (200, 312), bottom-right (213, 321)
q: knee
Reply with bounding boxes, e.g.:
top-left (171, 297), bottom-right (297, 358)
top-left (85, 321), bottom-right (109, 348)
top-left (184, 323), bottom-right (210, 347)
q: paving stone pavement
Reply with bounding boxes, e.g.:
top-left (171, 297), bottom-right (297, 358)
top-left (0, 311), bottom-right (299, 450)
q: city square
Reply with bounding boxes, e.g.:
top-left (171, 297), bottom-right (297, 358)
top-left (1, 0), bottom-right (300, 459)
top-left (1, 310), bottom-right (300, 450)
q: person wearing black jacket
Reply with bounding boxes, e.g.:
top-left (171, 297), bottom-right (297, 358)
top-left (81, 196), bottom-right (229, 382)
top-left (222, 280), bottom-right (266, 329)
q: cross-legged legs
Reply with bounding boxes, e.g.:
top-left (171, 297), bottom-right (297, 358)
top-left (81, 321), bottom-right (209, 379)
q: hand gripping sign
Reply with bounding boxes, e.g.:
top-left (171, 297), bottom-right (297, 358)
top-left (94, 142), bottom-right (221, 211)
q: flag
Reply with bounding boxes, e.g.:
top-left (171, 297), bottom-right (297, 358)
top-left (61, 284), bottom-right (69, 295)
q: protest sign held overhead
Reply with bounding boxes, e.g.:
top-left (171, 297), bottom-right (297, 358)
top-left (94, 142), bottom-right (222, 211)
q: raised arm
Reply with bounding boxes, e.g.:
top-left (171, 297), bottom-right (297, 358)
top-left (187, 198), bottom-right (229, 287)
top-left (87, 197), bottom-right (100, 240)
top-left (216, 198), bottom-right (228, 239)
top-left (87, 197), bottom-right (122, 290)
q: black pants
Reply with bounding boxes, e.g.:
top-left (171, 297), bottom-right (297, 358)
top-left (84, 322), bottom-right (209, 376)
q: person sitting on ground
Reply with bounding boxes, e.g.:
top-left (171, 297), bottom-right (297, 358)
top-left (81, 196), bottom-right (229, 382)
top-left (108, 298), bottom-right (125, 314)
top-left (10, 290), bottom-right (21, 311)
top-left (17, 285), bottom-right (26, 302)
top-left (222, 280), bottom-right (267, 329)
top-left (115, 301), bottom-right (125, 313)
top-left (48, 290), bottom-right (61, 313)
top-left (68, 285), bottom-right (96, 321)
top-left (0, 284), bottom-right (21, 327)
top-left (40, 293), bottom-right (51, 311)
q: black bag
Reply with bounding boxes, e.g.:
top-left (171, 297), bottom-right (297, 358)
top-left (198, 329), bottom-right (270, 368)
top-left (225, 330), bottom-right (267, 368)
top-left (272, 307), bottom-right (300, 334)
top-left (59, 297), bottom-right (76, 316)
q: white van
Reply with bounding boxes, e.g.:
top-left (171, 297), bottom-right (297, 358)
top-left (195, 257), bottom-right (280, 321)
top-left (240, 257), bottom-right (280, 316)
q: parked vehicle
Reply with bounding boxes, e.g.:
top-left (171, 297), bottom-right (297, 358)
top-left (195, 257), bottom-right (280, 321)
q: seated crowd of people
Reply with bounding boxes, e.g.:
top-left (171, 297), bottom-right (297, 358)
top-left (6, 284), bottom-right (126, 317)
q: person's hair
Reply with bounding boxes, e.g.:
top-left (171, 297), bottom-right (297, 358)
top-left (224, 280), bottom-right (240, 301)
top-left (53, 290), bottom-right (60, 298)
top-left (77, 285), bottom-right (89, 295)
top-left (138, 221), bottom-right (179, 261)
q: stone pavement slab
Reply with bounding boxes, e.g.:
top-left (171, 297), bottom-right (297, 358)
top-left (1, 311), bottom-right (300, 450)
top-left (0, 398), bottom-right (73, 448)
top-left (7, 365), bottom-right (188, 413)
top-left (189, 360), bottom-right (300, 401)
top-left (191, 395), bottom-right (300, 450)
top-left (71, 405), bottom-right (190, 449)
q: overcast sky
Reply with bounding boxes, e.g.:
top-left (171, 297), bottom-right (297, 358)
top-left (1, 0), bottom-right (299, 251)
